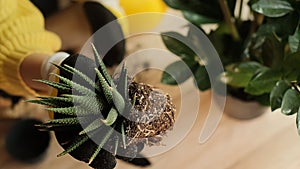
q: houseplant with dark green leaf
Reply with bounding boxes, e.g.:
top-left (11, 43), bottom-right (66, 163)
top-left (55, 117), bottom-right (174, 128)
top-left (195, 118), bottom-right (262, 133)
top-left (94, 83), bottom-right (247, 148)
top-left (161, 0), bottom-right (300, 133)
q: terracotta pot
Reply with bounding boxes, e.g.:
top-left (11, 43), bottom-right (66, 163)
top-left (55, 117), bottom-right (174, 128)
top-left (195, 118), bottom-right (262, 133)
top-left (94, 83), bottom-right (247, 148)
top-left (224, 95), bottom-right (268, 120)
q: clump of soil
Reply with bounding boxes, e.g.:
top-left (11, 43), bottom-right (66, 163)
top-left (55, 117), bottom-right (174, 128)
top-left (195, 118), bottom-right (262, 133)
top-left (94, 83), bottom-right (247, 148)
top-left (126, 82), bottom-right (176, 145)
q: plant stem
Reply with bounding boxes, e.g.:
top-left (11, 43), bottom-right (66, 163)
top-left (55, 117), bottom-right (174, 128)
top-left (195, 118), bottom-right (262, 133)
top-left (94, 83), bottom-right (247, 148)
top-left (249, 13), bottom-right (264, 37)
top-left (218, 0), bottom-right (240, 41)
top-left (292, 82), bottom-right (300, 93)
top-left (255, 13), bottom-right (264, 25)
top-left (238, 0), bottom-right (244, 21)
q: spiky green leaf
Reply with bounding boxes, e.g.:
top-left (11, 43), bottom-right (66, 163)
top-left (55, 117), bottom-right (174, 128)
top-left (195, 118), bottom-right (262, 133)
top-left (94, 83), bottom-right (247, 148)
top-left (52, 63), bottom-right (73, 75)
top-left (46, 107), bottom-right (77, 116)
top-left (62, 94), bottom-right (104, 114)
top-left (38, 96), bottom-right (73, 108)
top-left (89, 126), bottom-right (115, 164)
top-left (91, 43), bottom-right (113, 86)
top-left (63, 64), bottom-right (101, 92)
top-left (117, 64), bottom-right (129, 99)
top-left (25, 99), bottom-right (59, 107)
top-left (51, 73), bottom-right (96, 96)
top-left (47, 117), bottom-right (80, 125)
top-left (57, 134), bottom-right (90, 157)
top-left (95, 68), bottom-right (113, 103)
top-left (40, 96), bottom-right (73, 102)
top-left (33, 79), bottom-right (71, 92)
top-left (79, 118), bottom-right (104, 135)
top-left (46, 106), bottom-right (91, 116)
top-left (114, 137), bottom-right (119, 155)
top-left (121, 122), bottom-right (126, 149)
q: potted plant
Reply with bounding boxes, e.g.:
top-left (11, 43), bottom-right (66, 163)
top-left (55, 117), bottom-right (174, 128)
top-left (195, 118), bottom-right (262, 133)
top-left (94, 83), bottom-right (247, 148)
top-left (160, 0), bottom-right (300, 128)
top-left (28, 45), bottom-right (176, 169)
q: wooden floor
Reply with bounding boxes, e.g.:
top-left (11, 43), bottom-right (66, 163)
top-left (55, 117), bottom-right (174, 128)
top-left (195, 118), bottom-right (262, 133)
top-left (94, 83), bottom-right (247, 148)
top-left (1, 87), bottom-right (300, 169)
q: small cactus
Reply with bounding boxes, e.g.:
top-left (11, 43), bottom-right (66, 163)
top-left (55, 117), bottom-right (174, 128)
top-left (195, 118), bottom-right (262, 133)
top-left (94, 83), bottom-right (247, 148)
top-left (28, 44), bottom-right (176, 169)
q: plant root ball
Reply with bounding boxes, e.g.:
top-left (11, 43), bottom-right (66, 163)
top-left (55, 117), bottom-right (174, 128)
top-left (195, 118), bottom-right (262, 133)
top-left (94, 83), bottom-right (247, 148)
top-left (126, 82), bottom-right (176, 145)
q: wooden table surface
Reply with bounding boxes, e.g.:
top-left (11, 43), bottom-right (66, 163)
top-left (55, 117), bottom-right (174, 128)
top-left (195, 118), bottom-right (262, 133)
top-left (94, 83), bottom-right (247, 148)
top-left (1, 84), bottom-right (300, 169)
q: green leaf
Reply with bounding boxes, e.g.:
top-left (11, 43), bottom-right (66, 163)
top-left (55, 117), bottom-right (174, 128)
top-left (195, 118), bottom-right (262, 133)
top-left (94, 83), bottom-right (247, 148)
top-left (79, 118), bottom-right (103, 135)
top-left (270, 80), bottom-right (291, 111)
top-left (161, 32), bottom-right (196, 60)
top-left (224, 62), bottom-right (263, 87)
top-left (102, 108), bottom-right (118, 126)
top-left (52, 63), bottom-right (73, 75)
top-left (46, 106), bottom-right (90, 116)
top-left (224, 72), bottom-right (253, 88)
top-left (63, 64), bottom-right (101, 92)
top-left (163, 0), bottom-right (229, 22)
top-left (45, 107), bottom-right (77, 116)
top-left (57, 134), bottom-right (90, 157)
top-left (182, 10), bottom-right (220, 25)
top-left (161, 60), bottom-right (194, 85)
top-left (281, 89), bottom-right (300, 115)
top-left (114, 137), bottom-right (119, 155)
top-left (51, 73), bottom-right (96, 96)
top-left (248, 33), bottom-right (284, 68)
top-left (252, 0), bottom-right (294, 17)
top-left (289, 28), bottom-right (300, 53)
top-left (163, 0), bottom-right (189, 10)
top-left (121, 122), bottom-right (126, 149)
top-left (47, 117), bottom-right (80, 125)
top-left (29, 96), bottom-right (74, 108)
top-left (62, 94), bottom-right (104, 114)
top-left (257, 12), bottom-right (299, 37)
top-left (112, 87), bottom-right (125, 114)
top-left (296, 107), bottom-right (300, 135)
top-left (89, 126), bottom-right (115, 164)
top-left (91, 43), bottom-right (113, 86)
top-left (245, 68), bottom-right (281, 95)
top-left (39, 96), bottom-right (73, 103)
top-left (26, 99), bottom-right (61, 108)
top-left (283, 51), bottom-right (300, 79)
top-left (33, 79), bottom-right (71, 92)
top-left (254, 93), bottom-right (271, 106)
top-left (95, 68), bottom-right (113, 103)
top-left (116, 64), bottom-right (129, 99)
top-left (193, 65), bottom-right (210, 91)
top-left (284, 51), bottom-right (300, 69)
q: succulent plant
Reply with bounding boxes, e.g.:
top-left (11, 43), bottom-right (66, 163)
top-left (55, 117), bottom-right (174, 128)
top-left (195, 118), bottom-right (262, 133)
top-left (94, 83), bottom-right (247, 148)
top-left (27, 44), bottom-right (176, 169)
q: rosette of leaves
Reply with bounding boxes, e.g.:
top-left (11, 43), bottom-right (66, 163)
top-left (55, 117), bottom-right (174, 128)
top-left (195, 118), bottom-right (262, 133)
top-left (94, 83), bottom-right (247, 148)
top-left (27, 44), bottom-right (176, 169)
top-left (161, 0), bottom-right (300, 134)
